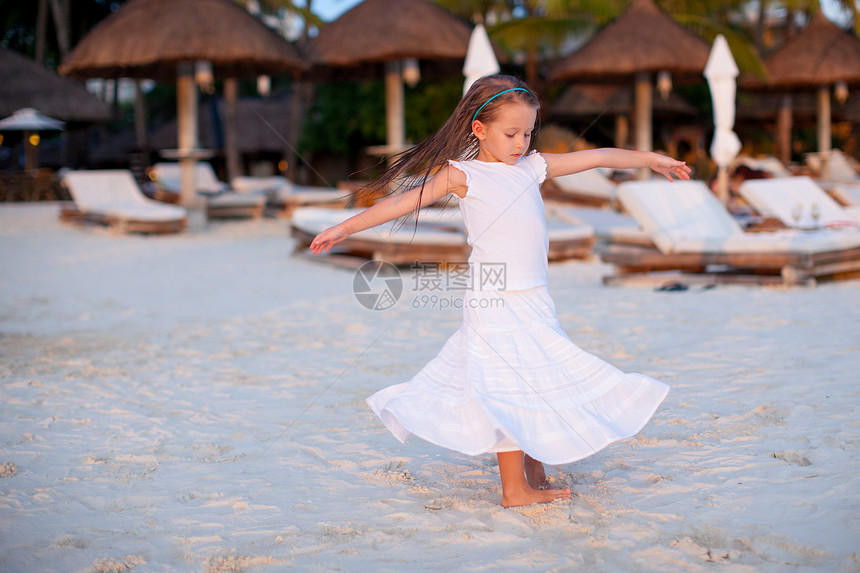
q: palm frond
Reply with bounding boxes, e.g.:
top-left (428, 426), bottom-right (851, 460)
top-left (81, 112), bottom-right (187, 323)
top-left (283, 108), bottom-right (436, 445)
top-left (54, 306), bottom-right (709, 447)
top-left (675, 13), bottom-right (769, 80)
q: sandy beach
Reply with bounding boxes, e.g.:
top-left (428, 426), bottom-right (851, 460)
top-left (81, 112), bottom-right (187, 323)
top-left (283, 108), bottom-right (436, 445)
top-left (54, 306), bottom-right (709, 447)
top-left (1, 202), bottom-right (858, 572)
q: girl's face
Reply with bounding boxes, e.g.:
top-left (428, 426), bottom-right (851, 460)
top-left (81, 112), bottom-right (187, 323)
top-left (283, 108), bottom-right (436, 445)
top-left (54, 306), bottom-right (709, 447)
top-left (472, 102), bottom-right (537, 165)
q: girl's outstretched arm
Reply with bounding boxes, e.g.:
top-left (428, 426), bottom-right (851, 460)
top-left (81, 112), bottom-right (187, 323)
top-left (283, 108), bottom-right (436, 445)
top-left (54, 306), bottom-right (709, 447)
top-left (543, 148), bottom-right (691, 181)
top-left (309, 165), bottom-right (467, 254)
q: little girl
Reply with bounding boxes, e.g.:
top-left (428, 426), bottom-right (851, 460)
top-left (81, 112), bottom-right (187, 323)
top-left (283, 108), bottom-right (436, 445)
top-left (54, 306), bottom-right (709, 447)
top-left (310, 74), bottom-right (690, 507)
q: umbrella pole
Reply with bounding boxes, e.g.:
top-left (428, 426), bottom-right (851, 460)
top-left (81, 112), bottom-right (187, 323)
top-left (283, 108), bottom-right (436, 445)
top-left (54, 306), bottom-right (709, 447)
top-left (177, 63), bottom-right (199, 209)
top-left (716, 166), bottom-right (730, 205)
top-left (385, 60), bottom-right (405, 167)
top-left (615, 115), bottom-right (629, 149)
top-left (224, 78), bottom-right (241, 184)
top-left (817, 85), bottom-right (831, 172)
top-left (777, 95), bottom-right (792, 165)
top-left (634, 73), bottom-right (652, 180)
top-left (24, 130), bottom-right (37, 172)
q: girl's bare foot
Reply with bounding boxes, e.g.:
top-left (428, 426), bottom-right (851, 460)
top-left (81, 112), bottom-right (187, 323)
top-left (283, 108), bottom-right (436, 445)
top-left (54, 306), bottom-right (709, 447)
top-left (524, 454), bottom-right (549, 489)
top-left (502, 484), bottom-right (571, 508)
top-left (497, 450), bottom-right (571, 508)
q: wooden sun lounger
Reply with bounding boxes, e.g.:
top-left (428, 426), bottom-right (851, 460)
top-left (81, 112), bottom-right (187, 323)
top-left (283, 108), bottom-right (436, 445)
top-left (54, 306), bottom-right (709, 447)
top-left (601, 180), bottom-right (860, 286)
top-left (152, 162), bottom-right (265, 219)
top-left (291, 207), bottom-right (469, 265)
top-left (541, 169), bottom-right (618, 207)
top-left (231, 176), bottom-right (349, 218)
top-left (738, 176), bottom-right (860, 229)
top-left (291, 206), bottom-right (595, 266)
top-left (59, 169), bottom-right (187, 234)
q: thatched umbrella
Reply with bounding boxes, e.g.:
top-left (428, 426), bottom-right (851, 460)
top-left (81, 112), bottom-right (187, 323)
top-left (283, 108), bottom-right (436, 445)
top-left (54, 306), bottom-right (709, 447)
top-left (0, 108), bottom-right (65, 171)
top-left (549, 83), bottom-right (697, 148)
top-left (549, 0), bottom-right (710, 176)
top-left (0, 48), bottom-right (109, 123)
top-left (753, 11), bottom-right (860, 162)
top-left (305, 0), bottom-right (471, 160)
top-left (60, 0), bottom-right (305, 207)
top-left (0, 47), bottom-right (109, 171)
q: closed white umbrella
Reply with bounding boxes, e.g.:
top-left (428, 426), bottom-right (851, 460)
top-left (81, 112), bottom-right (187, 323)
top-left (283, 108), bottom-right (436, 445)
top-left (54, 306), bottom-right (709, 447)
top-left (704, 34), bottom-right (742, 204)
top-left (463, 23), bottom-right (499, 96)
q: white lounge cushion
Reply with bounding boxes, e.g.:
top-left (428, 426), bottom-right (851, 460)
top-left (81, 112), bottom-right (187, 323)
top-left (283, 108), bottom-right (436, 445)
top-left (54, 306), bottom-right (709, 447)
top-left (806, 150), bottom-right (859, 181)
top-left (829, 182), bottom-right (860, 207)
top-left (550, 205), bottom-right (647, 244)
top-left (62, 170), bottom-right (187, 222)
top-left (232, 175), bottom-right (346, 204)
top-left (152, 162), bottom-right (228, 194)
top-left (731, 155), bottom-right (793, 178)
top-left (551, 168), bottom-right (616, 201)
top-left (618, 179), bottom-right (860, 255)
top-left (673, 228), bottom-right (860, 255)
top-left (230, 176), bottom-right (288, 194)
top-left (546, 215), bottom-right (594, 241)
top-left (274, 186), bottom-right (346, 204)
top-left (207, 193), bottom-right (265, 208)
top-left (618, 180), bottom-right (743, 253)
top-left (292, 207), bottom-right (467, 246)
top-left (738, 176), bottom-right (858, 228)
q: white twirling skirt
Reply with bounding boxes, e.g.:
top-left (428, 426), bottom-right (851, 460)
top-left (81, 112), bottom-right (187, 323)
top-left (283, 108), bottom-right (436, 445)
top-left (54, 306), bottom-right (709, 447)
top-left (366, 285), bottom-right (669, 465)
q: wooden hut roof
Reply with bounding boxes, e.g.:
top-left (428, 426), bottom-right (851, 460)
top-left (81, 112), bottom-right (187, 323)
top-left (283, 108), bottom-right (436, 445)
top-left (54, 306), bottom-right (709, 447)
top-left (550, 83), bottom-right (698, 118)
top-left (761, 11), bottom-right (860, 87)
top-left (59, 0), bottom-right (305, 80)
top-left (549, 0), bottom-right (710, 81)
top-left (305, 0), bottom-right (471, 67)
top-left (0, 48), bottom-right (109, 123)
top-left (736, 91), bottom-right (860, 123)
top-left (149, 97), bottom-right (292, 154)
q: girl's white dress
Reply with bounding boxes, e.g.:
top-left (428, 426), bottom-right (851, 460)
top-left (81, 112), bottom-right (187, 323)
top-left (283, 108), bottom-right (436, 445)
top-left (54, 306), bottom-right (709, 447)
top-left (366, 152), bottom-right (668, 465)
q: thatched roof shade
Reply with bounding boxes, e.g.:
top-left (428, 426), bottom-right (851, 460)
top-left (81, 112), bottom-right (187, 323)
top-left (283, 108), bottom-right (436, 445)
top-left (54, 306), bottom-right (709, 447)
top-left (305, 0), bottom-right (471, 67)
top-left (0, 48), bottom-right (109, 123)
top-left (60, 0), bottom-right (305, 80)
top-left (550, 83), bottom-right (698, 118)
top-left (90, 96), bottom-right (294, 164)
top-left (759, 11), bottom-right (860, 88)
top-left (549, 0), bottom-right (710, 81)
top-left (147, 97), bottom-right (293, 154)
top-left (735, 91), bottom-right (860, 123)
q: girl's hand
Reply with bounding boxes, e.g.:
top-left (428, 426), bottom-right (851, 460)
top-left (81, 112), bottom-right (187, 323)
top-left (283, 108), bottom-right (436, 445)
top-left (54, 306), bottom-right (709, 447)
top-left (650, 154), bottom-right (692, 182)
top-left (310, 224), bottom-right (350, 254)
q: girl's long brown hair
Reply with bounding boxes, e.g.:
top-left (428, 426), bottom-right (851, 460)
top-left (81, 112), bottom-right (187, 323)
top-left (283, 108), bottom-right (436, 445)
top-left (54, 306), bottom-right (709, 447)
top-left (366, 74), bottom-right (540, 208)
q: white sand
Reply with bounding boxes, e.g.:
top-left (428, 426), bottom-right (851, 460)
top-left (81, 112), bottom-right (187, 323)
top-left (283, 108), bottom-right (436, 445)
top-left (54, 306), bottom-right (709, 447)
top-left (1, 203), bottom-right (858, 572)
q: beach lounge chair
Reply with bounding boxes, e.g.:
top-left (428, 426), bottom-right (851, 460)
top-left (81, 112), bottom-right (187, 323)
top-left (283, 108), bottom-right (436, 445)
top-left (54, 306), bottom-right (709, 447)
top-left (828, 181), bottom-right (860, 223)
top-left (291, 206), bottom-right (595, 265)
top-left (738, 176), bottom-right (860, 228)
top-left (231, 175), bottom-right (348, 218)
top-left (600, 179), bottom-right (860, 285)
top-left (804, 149), bottom-right (860, 182)
top-left (151, 162), bottom-right (265, 219)
top-left (541, 168), bottom-right (619, 207)
top-left (59, 169), bottom-right (187, 234)
top-left (291, 207), bottom-right (468, 265)
top-left (549, 204), bottom-right (650, 246)
top-left (730, 155), bottom-right (794, 178)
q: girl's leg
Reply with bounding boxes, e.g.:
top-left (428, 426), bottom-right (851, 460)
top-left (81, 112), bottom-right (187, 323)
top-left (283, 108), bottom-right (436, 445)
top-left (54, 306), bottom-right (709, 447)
top-left (497, 450), bottom-right (570, 508)
top-left (524, 454), bottom-right (548, 489)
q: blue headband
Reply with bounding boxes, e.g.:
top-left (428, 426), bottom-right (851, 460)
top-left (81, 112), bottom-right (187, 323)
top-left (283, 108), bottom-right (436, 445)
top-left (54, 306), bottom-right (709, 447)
top-left (472, 88), bottom-right (531, 122)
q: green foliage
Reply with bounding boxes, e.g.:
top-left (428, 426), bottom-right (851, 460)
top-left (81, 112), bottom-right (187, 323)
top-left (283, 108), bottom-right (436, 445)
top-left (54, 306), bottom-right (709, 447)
top-left (300, 82), bottom-right (385, 156)
top-left (300, 77), bottom-right (463, 157)
top-left (404, 77), bottom-right (464, 142)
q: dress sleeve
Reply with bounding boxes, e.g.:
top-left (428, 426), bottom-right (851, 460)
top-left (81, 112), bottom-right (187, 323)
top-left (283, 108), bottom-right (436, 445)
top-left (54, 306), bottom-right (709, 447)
top-left (527, 151), bottom-right (548, 185)
top-left (447, 159), bottom-right (472, 190)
